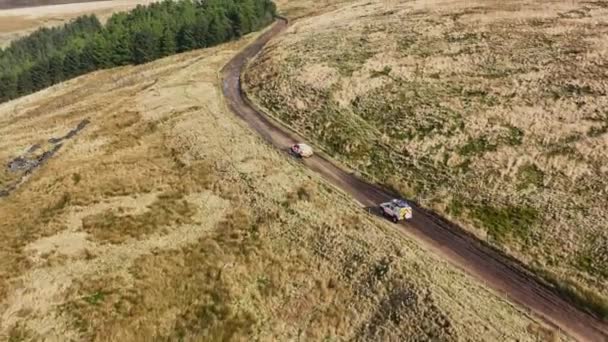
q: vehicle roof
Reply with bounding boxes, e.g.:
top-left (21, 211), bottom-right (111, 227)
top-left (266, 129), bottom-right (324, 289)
top-left (295, 143), bottom-right (313, 153)
top-left (391, 199), bottom-right (411, 208)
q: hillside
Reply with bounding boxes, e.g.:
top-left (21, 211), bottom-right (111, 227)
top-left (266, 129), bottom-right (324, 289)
top-left (244, 0), bottom-right (608, 311)
top-left (0, 16), bottom-right (562, 342)
top-left (0, 0), bottom-right (157, 47)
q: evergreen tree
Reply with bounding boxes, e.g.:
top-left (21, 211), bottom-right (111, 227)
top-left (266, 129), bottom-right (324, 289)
top-left (109, 32), bottom-right (133, 65)
top-left (63, 48), bottom-right (81, 78)
top-left (79, 48), bottom-right (95, 73)
top-left (30, 59), bottom-right (51, 90)
top-left (207, 11), bottom-right (232, 46)
top-left (48, 54), bottom-right (64, 83)
top-left (17, 70), bottom-right (33, 95)
top-left (230, 0), bottom-right (255, 36)
top-left (193, 15), bottom-right (209, 48)
top-left (0, 74), bottom-right (17, 102)
top-left (159, 28), bottom-right (177, 56)
top-left (177, 24), bottom-right (197, 52)
top-left (132, 29), bottom-right (159, 64)
top-left (82, 34), bottom-right (112, 68)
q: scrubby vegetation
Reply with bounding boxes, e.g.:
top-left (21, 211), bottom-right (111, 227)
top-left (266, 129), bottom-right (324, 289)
top-left (244, 0), bottom-right (608, 311)
top-left (0, 0), bottom-right (276, 103)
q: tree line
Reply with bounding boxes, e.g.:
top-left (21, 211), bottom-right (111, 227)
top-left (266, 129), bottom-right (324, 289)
top-left (0, 0), bottom-right (276, 103)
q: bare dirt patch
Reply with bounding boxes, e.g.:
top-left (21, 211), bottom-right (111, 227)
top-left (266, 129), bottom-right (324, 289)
top-left (1, 119), bottom-right (89, 197)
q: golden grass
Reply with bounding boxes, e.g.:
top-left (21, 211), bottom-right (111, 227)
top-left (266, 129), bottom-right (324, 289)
top-left (0, 0), bottom-right (158, 47)
top-left (0, 15), bottom-right (39, 32)
top-left (80, 191), bottom-right (197, 244)
top-left (0, 7), bottom-right (566, 340)
top-left (245, 0), bottom-right (608, 307)
top-left (273, 0), bottom-right (354, 19)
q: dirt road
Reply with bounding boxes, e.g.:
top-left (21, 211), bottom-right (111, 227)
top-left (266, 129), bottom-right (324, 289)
top-left (222, 18), bottom-right (608, 342)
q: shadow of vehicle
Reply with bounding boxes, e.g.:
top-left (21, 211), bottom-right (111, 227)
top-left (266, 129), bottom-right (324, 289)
top-left (285, 147), bottom-right (302, 159)
top-left (364, 205), bottom-right (385, 219)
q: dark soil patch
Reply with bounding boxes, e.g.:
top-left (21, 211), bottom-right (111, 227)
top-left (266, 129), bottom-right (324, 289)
top-left (0, 119), bottom-right (89, 198)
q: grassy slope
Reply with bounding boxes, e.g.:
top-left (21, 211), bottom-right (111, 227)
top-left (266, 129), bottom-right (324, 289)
top-left (244, 0), bottom-right (608, 309)
top-left (0, 16), bottom-right (563, 342)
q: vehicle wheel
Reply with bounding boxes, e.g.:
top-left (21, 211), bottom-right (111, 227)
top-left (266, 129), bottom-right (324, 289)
top-left (392, 216), bottom-right (398, 223)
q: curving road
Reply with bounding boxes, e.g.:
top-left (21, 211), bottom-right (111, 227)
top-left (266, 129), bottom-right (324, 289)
top-left (222, 18), bottom-right (608, 342)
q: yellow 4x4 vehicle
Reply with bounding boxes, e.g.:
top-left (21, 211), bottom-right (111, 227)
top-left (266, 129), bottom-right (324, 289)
top-left (380, 199), bottom-right (413, 222)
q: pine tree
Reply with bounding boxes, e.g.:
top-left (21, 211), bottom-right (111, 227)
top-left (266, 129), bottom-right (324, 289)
top-left (17, 70), bottom-right (33, 95)
top-left (132, 29), bottom-right (159, 64)
top-left (63, 48), bottom-right (81, 78)
top-left (82, 35), bottom-right (112, 68)
top-left (48, 54), bottom-right (64, 83)
top-left (231, 0), bottom-right (255, 35)
top-left (79, 45), bottom-right (95, 73)
top-left (193, 15), bottom-right (209, 48)
top-left (159, 28), bottom-right (177, 56)
top-left (207, 11), bottom-right (232, 46)
top-left (177, 24), bottom-right (197, 52)
top-left (0, 73), bottom-right (17, 102)
top-left (30, 59), bottom-right (51, 90)
top-left (109, 32), bottom-right (133, 66)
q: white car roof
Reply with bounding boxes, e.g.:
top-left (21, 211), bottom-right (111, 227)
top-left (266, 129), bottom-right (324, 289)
top-left (382, 199), bottom-right (411, 208)
top-left (296, 143), bottom-right (313, 153)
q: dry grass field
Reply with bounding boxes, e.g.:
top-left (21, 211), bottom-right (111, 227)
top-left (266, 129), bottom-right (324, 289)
top-left (273, 0), bottom-right (354, 19)
top-left (0, 19), bottom-right (563, 341)
top-left (245, 0), bottom-right (608, 312)
top-left (0, 0), bottom-right (157, 47)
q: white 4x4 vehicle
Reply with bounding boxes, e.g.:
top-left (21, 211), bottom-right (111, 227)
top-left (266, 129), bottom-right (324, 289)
top-left (380, 199), bottom-right (413, 222)
top-left (290, 143), bottom-right (313, 158)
